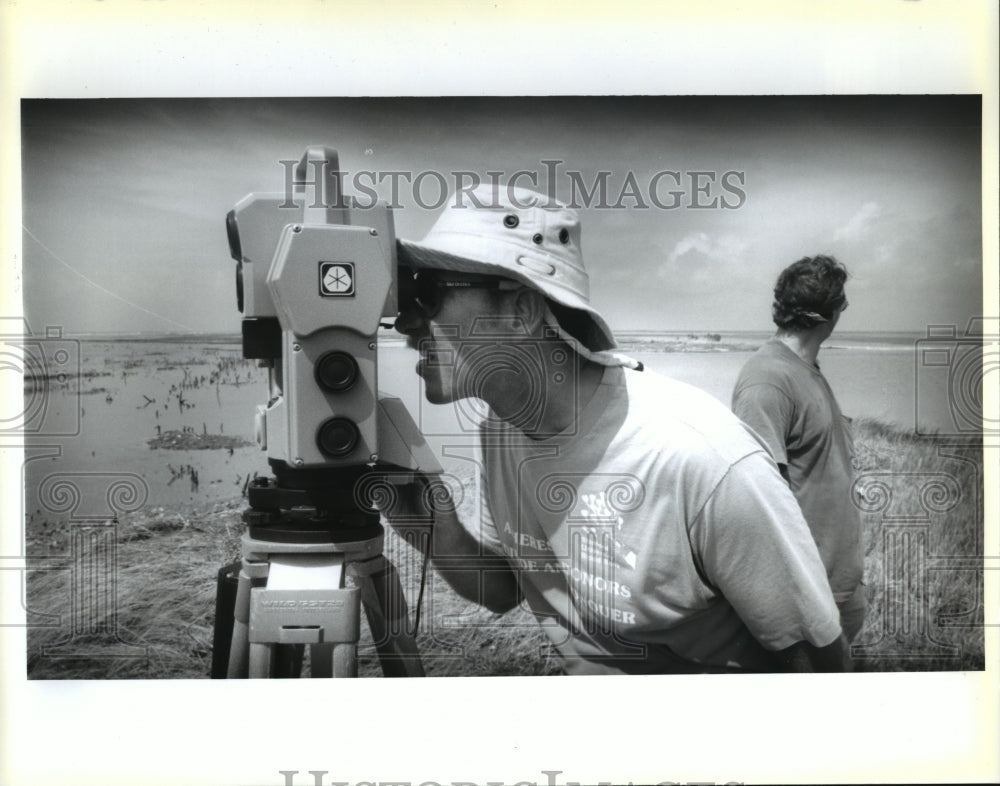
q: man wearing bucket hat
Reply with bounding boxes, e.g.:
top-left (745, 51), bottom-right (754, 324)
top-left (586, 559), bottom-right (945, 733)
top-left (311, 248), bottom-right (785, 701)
top-left (391, 184), bottom-right (848, 673)
top-left (732, 256), bottom-right (865, 643)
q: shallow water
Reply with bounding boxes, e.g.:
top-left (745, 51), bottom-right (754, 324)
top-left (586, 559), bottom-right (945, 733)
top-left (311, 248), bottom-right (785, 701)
top-left (21, 336), bottom-right (975, 523)
top-left (380, 342), bottom-right (963, 439)
top-left (22, 341), bottom-right (269, 519)
top-left (632, 348), bottom-right (925, 428)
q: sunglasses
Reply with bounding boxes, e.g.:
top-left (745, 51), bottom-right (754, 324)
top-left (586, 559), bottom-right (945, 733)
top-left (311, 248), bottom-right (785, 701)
top-left (409, 270), bottom-right (522, 318)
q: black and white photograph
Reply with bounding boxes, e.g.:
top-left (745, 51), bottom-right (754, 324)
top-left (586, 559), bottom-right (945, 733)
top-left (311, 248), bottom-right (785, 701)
top-left (2, 3), bottom-right (997, 786)
top-left (15, 94), bottom-right (988, 680)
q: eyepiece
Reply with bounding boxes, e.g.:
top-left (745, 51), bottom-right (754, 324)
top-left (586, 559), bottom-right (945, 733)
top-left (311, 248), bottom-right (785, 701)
top-left (396, 261), bottom-right (417, 316)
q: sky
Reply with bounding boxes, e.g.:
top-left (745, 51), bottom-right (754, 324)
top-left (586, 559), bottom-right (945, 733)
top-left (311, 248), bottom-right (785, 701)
top-left (19, 95), bottom-right (984, 336)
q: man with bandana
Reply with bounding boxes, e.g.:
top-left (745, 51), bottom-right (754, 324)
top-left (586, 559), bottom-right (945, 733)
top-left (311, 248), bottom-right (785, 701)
top-left (732, 255), bottom-right (865, 642)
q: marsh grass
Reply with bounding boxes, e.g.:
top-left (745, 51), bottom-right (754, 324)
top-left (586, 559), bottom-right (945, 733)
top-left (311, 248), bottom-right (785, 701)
top-left (848, 418), bottom-right (984, 671)
top-left (24, 420), bottom-right (984, 678)
top-left (24, 494), bottom-right (560, 679)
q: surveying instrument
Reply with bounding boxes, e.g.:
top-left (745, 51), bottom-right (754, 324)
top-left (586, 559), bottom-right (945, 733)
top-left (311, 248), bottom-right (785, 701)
top-left (211, 146), bottom-right (438, 678)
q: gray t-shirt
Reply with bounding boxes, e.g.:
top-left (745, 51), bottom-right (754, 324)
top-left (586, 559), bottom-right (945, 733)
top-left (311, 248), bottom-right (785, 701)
top-left (732, 338), bottom-right (864, 601)
top-left (477, 365), bottom-right (841, 674)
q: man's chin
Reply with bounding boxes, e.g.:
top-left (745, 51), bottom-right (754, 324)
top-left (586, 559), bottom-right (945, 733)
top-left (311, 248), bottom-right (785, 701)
top-left (418, 372), bottom-right (452, 405)
top-left (417, 363), bottom-right (465, 405)
top-left (423, 386), bottom-right (451, 405)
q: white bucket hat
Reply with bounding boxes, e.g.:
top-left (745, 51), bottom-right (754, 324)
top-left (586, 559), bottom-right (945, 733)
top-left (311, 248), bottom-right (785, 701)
top-left (398, 184), bottom-right (619, 355)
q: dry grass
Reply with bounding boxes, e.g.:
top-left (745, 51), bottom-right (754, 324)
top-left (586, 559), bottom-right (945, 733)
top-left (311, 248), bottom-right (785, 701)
top-left (25, 493), bottom-right (559, 680)
top-left (26, 501), bottom-right (243, 679)
top-left (849, 418), bottom-right (984, 671)
top-left (24, 419), bottom-right (984, 678)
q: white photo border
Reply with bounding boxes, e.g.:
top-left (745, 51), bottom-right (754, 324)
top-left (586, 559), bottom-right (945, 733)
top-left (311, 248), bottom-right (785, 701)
top-left (1, 2), bottom-right (997, 785)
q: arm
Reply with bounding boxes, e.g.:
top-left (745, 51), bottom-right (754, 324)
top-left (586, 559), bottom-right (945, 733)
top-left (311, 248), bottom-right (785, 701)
top-left (690, 454), bottom-right (847, 671)
top-left (385, 473), bottom-right (520, 614)
top-left (732, 382), bottom-right (794, 479)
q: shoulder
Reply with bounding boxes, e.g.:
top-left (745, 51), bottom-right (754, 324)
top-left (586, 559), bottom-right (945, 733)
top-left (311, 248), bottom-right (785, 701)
top-left (734, 342), bottom-right (802, 395)
top-left (624, 367), bottom-right (729, 418)
top-left (619, 370), bottom-right (790, 530)
top-left (620, 368), bottom-right (771, 468)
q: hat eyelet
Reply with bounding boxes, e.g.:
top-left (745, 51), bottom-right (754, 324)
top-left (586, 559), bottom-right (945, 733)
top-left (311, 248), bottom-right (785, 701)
top-left (532, 233), bottom-right (543, 245)
top-left (558, 228), bottom-right (570, 244)
top-left (503, 214), bottom-right (519, 229)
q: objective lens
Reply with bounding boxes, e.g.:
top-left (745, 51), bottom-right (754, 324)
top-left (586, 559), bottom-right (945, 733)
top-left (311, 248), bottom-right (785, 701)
top-left (315, 351), bottom-right (359, 392)
top-left (316, 417), bottom-right (359, 457)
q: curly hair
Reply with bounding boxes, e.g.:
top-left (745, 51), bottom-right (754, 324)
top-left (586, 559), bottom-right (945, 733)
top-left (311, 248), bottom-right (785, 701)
top-left (771, 255), bottom-right (848, 331)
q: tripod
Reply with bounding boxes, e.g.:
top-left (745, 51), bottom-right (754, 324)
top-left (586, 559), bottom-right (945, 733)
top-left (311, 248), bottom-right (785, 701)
top-left (212, 457), bottom-right (431, 678)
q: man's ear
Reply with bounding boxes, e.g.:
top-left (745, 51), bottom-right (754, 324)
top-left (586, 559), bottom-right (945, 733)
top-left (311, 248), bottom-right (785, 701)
top-left (511, 287), bottom-right (547, 334)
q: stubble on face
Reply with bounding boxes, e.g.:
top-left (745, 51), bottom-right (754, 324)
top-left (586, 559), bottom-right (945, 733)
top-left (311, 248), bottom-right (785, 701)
top-left (408, 291), bottom-right (489, 405)
top-left (411, 291), bottom-right (531, 408)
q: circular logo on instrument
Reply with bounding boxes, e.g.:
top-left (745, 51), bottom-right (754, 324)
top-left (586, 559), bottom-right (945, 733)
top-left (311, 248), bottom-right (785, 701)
top-left (319, 262), bottom-right (355, 297)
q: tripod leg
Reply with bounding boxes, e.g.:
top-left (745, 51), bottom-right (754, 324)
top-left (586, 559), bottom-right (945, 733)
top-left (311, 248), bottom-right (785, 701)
top-left (211, 562), bottom-right (240, 678)
top-left (333, 643), bottom-right (357, 677)
top-left (249, 642), bottom-right (273, 678)
top-left (350, 556), bottom-right (424, 677)
top-left (310, 643), bottom-right (333, 678)
top-left (311, 578), bottom-right (364, 677)
top-left (226, 567), bottom-right (254, 678)
top-left (275, 644), bottom-right (305, 678)
top-left (310, 642), bottom-right (358, 678)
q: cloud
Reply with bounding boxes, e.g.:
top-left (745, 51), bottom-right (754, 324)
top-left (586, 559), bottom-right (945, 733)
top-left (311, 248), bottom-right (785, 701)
top-left (667, 232), bottom-right (712, 263)
top-left (657, 231), bottom-right (751, 291)
top-left (828, 205), bottom-right (982, 329)
top-left (834, 201), bottom-right (882, 242)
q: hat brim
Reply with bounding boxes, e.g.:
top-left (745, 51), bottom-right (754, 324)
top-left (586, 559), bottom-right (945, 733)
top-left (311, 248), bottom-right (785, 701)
top-left (398, 238), bottom-right (617, 352)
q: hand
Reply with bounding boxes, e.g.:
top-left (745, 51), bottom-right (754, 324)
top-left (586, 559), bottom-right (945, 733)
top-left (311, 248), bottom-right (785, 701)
top-left (776, 634), bottom-right (851, 673)
top-left (364, 471), bottom-right (456, 526)
top-left (365, 469), bottom-right (519, 613)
